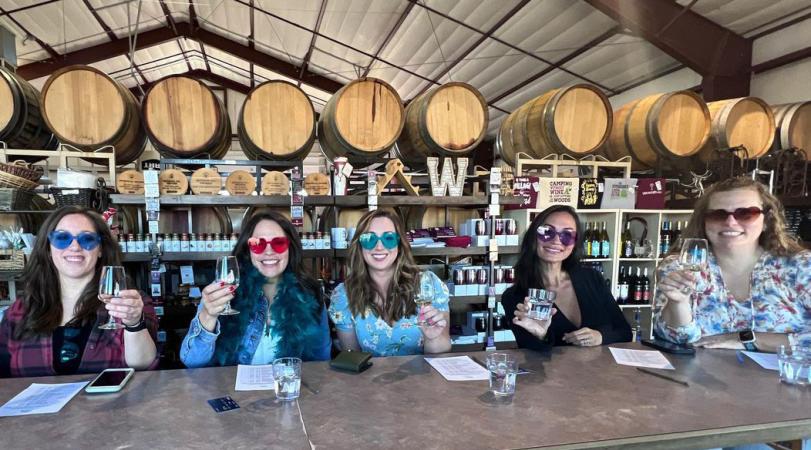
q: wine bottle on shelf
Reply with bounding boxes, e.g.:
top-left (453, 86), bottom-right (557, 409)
top-left (672, 220), bottom-right (683, 249)
top-left (659, 220), bottom-right (671, 256)
top-left (632, 267), bottom-right (643, 304)
top-left (599, 221), bottom-right (610, 258)
top-left (640, 267), bottom-right (651, 304)
top-left (617, 266), bottom-right (628, 304)
top-left (590, 222), bottom-right (602, 258)
top-left (621, 221), bottom-right (634, 258)
top-left (631, 309), bottom-right (642, 342)
top-left (583, 222), bottom-right (592, 256)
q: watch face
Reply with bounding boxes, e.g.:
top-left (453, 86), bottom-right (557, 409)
top-left (739, 330), bottom-right (755, 343)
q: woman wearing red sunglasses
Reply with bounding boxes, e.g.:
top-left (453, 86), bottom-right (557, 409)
top-left (502, 205), bottom-right (631, 350)
top-left (1, 206), bottom-right (158, 378)
top-left (328, 209), bottom-right (451, 356)
top-left (180, 211), bottom-right (330, 367)
top-left (655, 177), bottom-right (811, 352)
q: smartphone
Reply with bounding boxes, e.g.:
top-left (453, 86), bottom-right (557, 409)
top-left (85, 368), bottom-right (135, 394)
top-left (641, 338), bottom-right (696, 355)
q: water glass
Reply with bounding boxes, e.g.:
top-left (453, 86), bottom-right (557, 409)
top-left (778, 345), bottom-right (811, 386)
top-left (527, 288), bottom-right (556, 321)
top-left (272, 357), bottom-right (302, 401)
top-left (486, 353), bottom-right (517, 397)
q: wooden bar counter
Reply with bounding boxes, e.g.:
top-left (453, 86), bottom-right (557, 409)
top-left (1, 344), bottom-right (809, 449)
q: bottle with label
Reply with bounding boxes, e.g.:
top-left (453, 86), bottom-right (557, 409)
top-left (180, 233), bottom-right (190, 252)
top-left (583, 222), bottom-right (592, 256)
top-left (322, 231), bottom-right (331, 249)
top-left (205, 234), bottom-right (215, 252)
top-left (632, 267), bottom-right (644, 304)
top-left (659, 220), bottom-right (671, 256)
top-left (230, 233), bottom-right (238, 251)
top-left (126, 233), bottom-right (136, 253)
top-left (135, 234), bottom-right (144, 253)
top-left (213, 233), bottom-right (222, 252)
top-left (672, 220), bottom-right (683, 249)
top-left (621, 221), bottom-right (634, 258)
top-left (144, 234), bottom-right (153, 253)
top-left (590, 222), bottom-right (601, 258)
top-left (617, 266), bottom-right (628, 304)
top-left (599, 221), bottom-right (610, 258)
top-left (119, 234), bottom-right (127, 253)
top-left (631, 309), bottom-right (642, 342)
top-left (640, 267), bottom-right (651, 304)
top-left (189, 233), bottom-right (198, 252)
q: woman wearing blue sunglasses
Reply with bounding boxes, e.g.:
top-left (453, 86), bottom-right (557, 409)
top-left (0, 206), bottom-right (158, 378)
top-left (502, 205), bottom-right (631, 350)
top-left (329, 209), bottom-right (451, 356)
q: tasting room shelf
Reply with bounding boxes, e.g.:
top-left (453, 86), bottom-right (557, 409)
top-left (122, 249), bottom-right (333, 262)
top-left (111, 194), bottom-right (524, 208)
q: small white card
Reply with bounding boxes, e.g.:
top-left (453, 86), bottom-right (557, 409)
top-left (609, 347), bottom-right (675, 370)
top-left (424, 356), bottom-right (490, 381)
top-left (180, 266), bottom-right (194, 284)
top-left (235, 364), bottom-right (276, 391)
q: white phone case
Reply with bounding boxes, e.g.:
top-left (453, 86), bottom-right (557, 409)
top-left (85, 368), bottom-right (135, 393)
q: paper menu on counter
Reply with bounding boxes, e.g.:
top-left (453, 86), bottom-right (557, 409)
top-left (741, 351), bottom-right (780, 371)
top-left (609, 347), bottom-right (675, 370)
top-left (0, 382), bottom-right (88, 417)
top-left (424, 356), bottom-right (491, 381)
top-left (235, 364), bottom-right (276, 391)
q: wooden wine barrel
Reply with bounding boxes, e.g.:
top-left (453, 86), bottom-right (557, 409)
top-left (238, 80), bottom-right (315, 163)
top-left (694, 97), bottom-right (775, 165)
top-left (772, 102), bottom-right (811, 159)
top-left (318, 78), bottom-right (404, 161)
top-left (605, 91), bottom-right (711, 171)
top-left (318, 207), bottom-right (369, 233)
top-left (0, 67), bottom-right (57, 161)
top-left (159, 207), bottom-right (233, 235)
top-left (497, 84), bottom-right (612, 167)
top-left (143, 75), bottom-right (231, 160)
top-left (396, 82), bottom-right (488, 168)
top-left (242, 207), bottom-right (313, 232)
top-left (41, 65), bottom-right (146, 165)
top-left (403, 206), bottom-right (479, 231)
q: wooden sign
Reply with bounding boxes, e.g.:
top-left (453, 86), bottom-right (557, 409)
top-left (159, 169), bottom-right (189, 195)
top-left (376, 159), bottom-right (418, 195)
top-left (303, 173), bottom-right (331, 196)
top-left (262, 171), bottom-right (289, 195)
top-left (427, 157), bottom-right (468, 196)
top-left (190, 168), bottom-right (222, 195)
top-left (116, 170), bottom-right (145, 195)
top-left (226, 170), bottom-right (257, 195)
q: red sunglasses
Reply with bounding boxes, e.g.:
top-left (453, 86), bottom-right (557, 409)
top-left (248, 236), bottom-right (290, 254)
top-left (705, 207), bottom-right (765, 224)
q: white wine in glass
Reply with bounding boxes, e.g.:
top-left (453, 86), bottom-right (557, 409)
top-left (414, 271), bottom-right (435, 326)
top-left (216, 256), bottom-right (240, 316)
top-left (679, 238), bottom-right (709, 272)
top-left (98, 266), bottom-right (126, 330)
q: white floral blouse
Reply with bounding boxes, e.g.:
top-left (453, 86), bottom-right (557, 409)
top-left (653, 250), bottom-right (811, 347)
top-left (328, 271), bottom-right (450, 356)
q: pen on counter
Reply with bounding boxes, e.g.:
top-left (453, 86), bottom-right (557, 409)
top-left (301, 379), bottom-right (319, 395)
top-left (635, 367), bottom-right (690, 387)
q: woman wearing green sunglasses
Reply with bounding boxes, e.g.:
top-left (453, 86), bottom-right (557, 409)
top-left (0, 206), bottom-right (158, 378)
top-left (329, 209), bottom-right (451, 356)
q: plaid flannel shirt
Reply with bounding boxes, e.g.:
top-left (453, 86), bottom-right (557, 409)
top-left (0, 295), bottom-right (159, 378)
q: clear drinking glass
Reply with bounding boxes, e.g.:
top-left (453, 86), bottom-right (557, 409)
top-left (414, 271), bottom-right (435, 326)
top-left (679, 238), bottom-right (709, 272)
top-left (273, 357), bottom-right (302, 400)
top-left (778, 345), bottom-right (811, 386)
top-left (98, 265), bottom-right (126, 330)
top-left (216, 256), bottom-right (240, 316)
top-left (527, 288), bottom-right (555, 321)
top-left (486, 352), bottom-right (517, 396)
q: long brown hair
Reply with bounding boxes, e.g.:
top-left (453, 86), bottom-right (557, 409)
top-left (16, 206), bottom-right (122, 339)
top-left (673, 177), bottom-right (803, 257)
top-left (344, 209), bottom-right (420, 323)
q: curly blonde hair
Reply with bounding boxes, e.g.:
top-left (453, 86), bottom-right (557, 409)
top-left (344, 209), bottom-right (420, 323)
top-left (675, 177), bottom-right (803, 256)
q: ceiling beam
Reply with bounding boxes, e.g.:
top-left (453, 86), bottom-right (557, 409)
top-left (609, 64), bottom-right (684, 98)
top-left (200, 42), bottom-right (212, 72)
top-left (16, 21), bottom-right (342, 93)
top-left (489, 26), bottom-right (620, 105)
top-left (753, 45), bottom-right (811, 74)
top-left (0, 0), bottom-right (59, 17)
top-left (0, 6), bottom-right (59, 59)
top-left (360, 1), bottom-right (415, 78)
top-left (299, 0), bottom-right (328, 83)
top-left (158, 0), bottom-right (179, 35)
top-left (137, 68), bottom-right (251, 95)
top-left (585, 0), bottom-right (752, 100)
top-left (82, 0), bottom-right (147, 84)
top-left (411, 0), bottom-right (530, 100)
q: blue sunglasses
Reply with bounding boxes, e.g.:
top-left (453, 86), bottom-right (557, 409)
top-left (48, 230), bottom-right (102, 251)
top-left (359, 231), bottom-right (400, 250)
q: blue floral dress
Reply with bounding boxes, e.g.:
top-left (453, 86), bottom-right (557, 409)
top-left (328, 271), bottom-right (450, 356)
top-left (653, 250), bottom-right (811, 347)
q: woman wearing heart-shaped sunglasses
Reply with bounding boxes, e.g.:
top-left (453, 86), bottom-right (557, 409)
top-left (181, 210), bottom-right (330, 368)
top-left (329, 209), bottom-right (451, 356)
top-left (502, 205), bottom-right (631, 350)
top-left (655, 177), bottom-right (811, 353)
top-left (0, 206), bottom-right (158, 378)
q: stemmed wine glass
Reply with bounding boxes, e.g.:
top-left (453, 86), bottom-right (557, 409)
top-left (679, 238), bottom-right (709, 273)
top-left (414, 271), bottom-right (435, 326)
top-left (216, 256), bottom-right (240, 316)
top-left (98, 266), bottom-right (126, 330)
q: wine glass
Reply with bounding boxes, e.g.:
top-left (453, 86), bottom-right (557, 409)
top-left (98, 266), bottom-right (126, 330)
top-left (414, 271), bottom-right (435, 326)
top-left (679, 238), bottom-right (708, 273)
top-left (216, 256), bottom-right (240, 316)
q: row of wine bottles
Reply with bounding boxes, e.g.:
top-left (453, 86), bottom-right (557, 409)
top-left (616, 265), bottom-right (651, 305)
top-left (582, 221), bottom-right (611, 258)
top-left (619, 219), bottom-right (688, 259)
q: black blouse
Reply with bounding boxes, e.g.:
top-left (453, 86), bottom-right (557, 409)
top-left (502, 266), bottom-right (632, 351)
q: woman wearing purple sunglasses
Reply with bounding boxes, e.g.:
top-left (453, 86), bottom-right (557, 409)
top-left (502, 205), bottom-right (631, 350)
top-left (0, 206), bottom-right (157, 378)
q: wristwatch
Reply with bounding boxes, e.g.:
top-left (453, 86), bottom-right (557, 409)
top-left (124, 314), bottom-right (147, 333)
top-left (739, 330), bottom-right (757, 351)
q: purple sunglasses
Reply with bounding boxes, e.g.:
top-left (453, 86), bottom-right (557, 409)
top-left (536, 225), bottom-right (577, 246)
